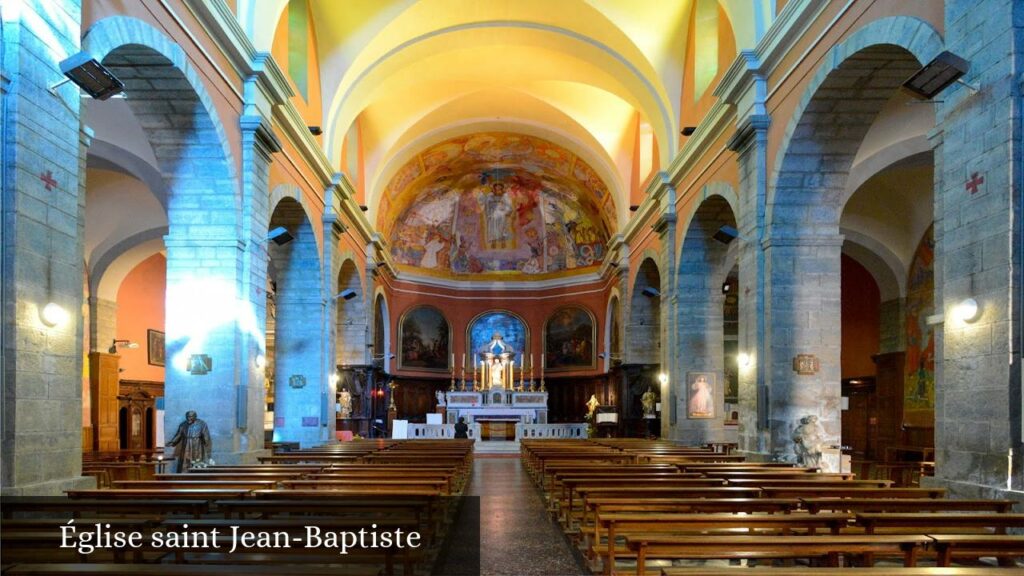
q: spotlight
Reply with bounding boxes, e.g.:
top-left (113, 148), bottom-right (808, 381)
top-left (680, 126), bottom-right (696, 136)
top-left (721, 282), bottom-right (732, 294)
top-left (359, 205), bottom-right (369, 212)
top-left (658, 373), bottom-right (669, 386)
top-left (108, 339), bottom-right (139, 354)
top-left (267, 226), bottom-right (294, 246)
top-left (954, 297), bottom-right (981, 323)
top-left (329, 373), bottom-right (339, 386)
top-left (642, 286), bottom-right (660, 298)
top-left (255, 354), bottom-right (266, 369)
top-left (902, 50), bottom-right (972, 100)
top-left (40, 302), bottom-right (69, 328)
top-left (713, 225), bottom-right (740, 244)
top-left (334, 289), bottom-right (358, 301)
top-left (308, 126), bottom-right (323, 136)
top-left (629, 205), bottom-right (640, 212)
top-left (737, 353), bottom-right (751, 367)
top-left (55, 52), bottom-right (124, 100)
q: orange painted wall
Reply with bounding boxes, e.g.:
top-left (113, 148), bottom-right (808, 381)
top-left (382, 277), bottom-right (614, 378)
top-left (270, 1), bottom-right (324, 138)
top-left (116, 254), bottom-right (166, 382)
top-left (841, 254), bottom-right (880, 379)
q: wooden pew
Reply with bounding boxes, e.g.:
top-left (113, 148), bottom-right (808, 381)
top-left (1, 497), bottom-right (209, 519)
top-left (660, 568), bottom-right (1017, 576)
top-left (760, 487), bottom-right (946, 499)
top-left (624, 533), bottom-right (933, 574)
top-left (856, 512), bottom-right (1024, 534)
top-left (4, 564), bottom-right (381, 575)
top-left (802, 498), bottom-right (1015, 514)
top-left (929, 534), bottom-right (1024, 567)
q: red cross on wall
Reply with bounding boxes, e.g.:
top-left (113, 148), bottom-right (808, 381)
top-left (39, 170), bottom-right (58, 191)
top-left (965, 172), bottom-right (985, 195)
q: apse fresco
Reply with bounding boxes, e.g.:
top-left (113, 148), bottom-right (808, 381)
top-left (383, 133), bottom-right (613, 279)
top-left (904, 225), bottom-right (934, 425)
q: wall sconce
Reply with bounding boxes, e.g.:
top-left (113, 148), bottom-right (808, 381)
top-left (954, 297), bottom-right (981, 323)
top-left (737, 352), bottom-right (752, 367)
top-left (658, 373), bottom-right (669, 387)
top-left (255, 354), bottom-right (266, 369)
top-left (329, 373), bottom-right (339, 386)
top-left (54, 52), bottom-right (125, 100)
top-left (39, 302), bottom-right (69, 328)
top-left (267, 226), bottom-right (294, 246)
top-left (108, 339), bottom-right (139, 354)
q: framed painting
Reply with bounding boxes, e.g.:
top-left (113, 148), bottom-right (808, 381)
top-left (398, 306), bottom-right (450, 372)
top-left (543, 306), bottom-right (596, 371)
top-left (147, 329), bottom-right (165, 367)
top-left (687, 371), bottom-right (716, 419)
top-left (467, 310), bottom-right (528, 360)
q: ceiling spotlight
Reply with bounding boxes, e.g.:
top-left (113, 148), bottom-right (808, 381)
top-left (680, 126), bottom-right (696, 136)
top-left (54, 52), bottom-right (125, 100)
top-left (359, 205), bottom-right (369, 212)
top-left (40, 302), bottom-right (69, 328)
top-left (335, 289), bottom-right (358, 301)
top-left (267, 226), bottom-right (294, 246)
top-left (308, 126), bottom-right (323, 136)
top-left (902, 50), bottom-right (972, 100)
top-left (954, 297), bottom-right (981, 323)
top-left (642, 286), bottom-right (660, 298)
top-left (629, 205), bottom-right (640, 212)
top-left (713, 225), bottom-right (740, 244)
top-left (108, 339), bottom-right (139, 354)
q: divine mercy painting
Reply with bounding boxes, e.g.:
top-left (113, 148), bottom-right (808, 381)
top-left (398, 306), bottom-right (450, 372)
top-left (544, 306), bottom-right (595, 371)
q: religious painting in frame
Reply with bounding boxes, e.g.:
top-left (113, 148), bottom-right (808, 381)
top-left (467, 310), bottom-right (529, 362)
top-left (398, 305), bottom-right (450, 372)
top-left (686, 371), bottom-right (716, 419)
top-left (147, 329), bottom-right (165, 367)
top-left (543, 306), bottom-right (596, 371)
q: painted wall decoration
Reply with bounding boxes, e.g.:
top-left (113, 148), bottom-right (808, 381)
top-left (383, 133), bottom-right (613, 280)
top-left (544, 306), bottom-right (596, 371)
top-left (398, 306), bottom-right (450, 372)
top-left (468, 311), bottom-right (528, 360)
top-left (904, 225), bottom-right (934, 425)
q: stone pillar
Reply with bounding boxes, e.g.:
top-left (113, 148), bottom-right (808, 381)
top-left (729, 115), bottom-right (771, 458)
top-left (0, 0), bottom-right (94, 494)
top-left (652, 177), bottom-right (677, 438)
top-left (928, 0), bottom-right (1023, 498)
top-left (763, 235), bottom-right (844, 467)
top-left (88, 297), bottom-right (117, 353)
top-left (322, 178), bottom-right (345, 443)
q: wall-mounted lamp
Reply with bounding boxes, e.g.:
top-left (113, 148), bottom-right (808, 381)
top-left (954, 297), bottom-right (981, 323)
top-left (53, 52), bottom-right (125, 100)
top-left (108, 339), bottom-right (139, 354)
top-left (902, 50), bottom-right (973, 99)
top-left (737, 352), bottom-right (752, 367)
top-left (329, 373), bottom-right (339, 386)
top-left (267, 226), bottom-right (294, 246)
top-left (680, 126), bottom-right (696, 136)
top-left (40, 302), bottom-right (69, 328)
top-left (308, 126), bottom-right (323, 136)
top-left (255, 354), bottom-right (266, 369)
top-left (333, 289), bottom-right (358, 301)
top-left (629, 205), bottom-right (640, 212)
top-left (721, 282), bottom-right (732, 294)
top-left (642, 286), bottom-right (660, 297)
top-left (658, 373), bottom-right (669, 386)
top-left (713, 225), bottom-right (741, 245)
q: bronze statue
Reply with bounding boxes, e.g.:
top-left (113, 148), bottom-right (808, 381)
top-left (167, 410), bottom-right (212, 472)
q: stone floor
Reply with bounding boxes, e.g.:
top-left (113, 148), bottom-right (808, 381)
top-left (471, 455), bottom-right (585, 575)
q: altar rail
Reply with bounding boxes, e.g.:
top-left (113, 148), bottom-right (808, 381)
top-left (407, 423), bottom-right (481, 439)
top-left (515, 423), bottom-right (588, 440)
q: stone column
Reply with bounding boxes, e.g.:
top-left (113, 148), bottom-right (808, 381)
top-left (321, 177), bottom-right (345, 443)
top-left (652, 177), bottom-right (677, 438)
top-left (763, 235), bottom-right (844, 466)
top-left (0, 0), bottom-right (93, 494)
top-left (928, 0), bottom-right (1023, 498)
top-left (88, 297), bottom-right (117, 353)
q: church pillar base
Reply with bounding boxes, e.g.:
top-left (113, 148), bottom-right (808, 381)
top-left (0, 475), bottom-right (95, 497)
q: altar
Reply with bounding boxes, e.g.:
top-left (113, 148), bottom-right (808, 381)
top-left (440, 333), bottom-right (549, 429)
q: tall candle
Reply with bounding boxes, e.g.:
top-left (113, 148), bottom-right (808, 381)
top-left (462, 353), bottom-right (466, 369)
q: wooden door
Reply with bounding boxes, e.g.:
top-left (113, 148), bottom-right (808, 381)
top-left (89, 352), bottom-right (120, 451)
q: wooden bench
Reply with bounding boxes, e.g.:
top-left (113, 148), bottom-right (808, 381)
top-left (1, 497), bottom-right (209, 519)
top-left (802, 498), bottom-right (1016, 514)
top-left (581, 497), bottom-right (802, 537)
top-left (760, 487), bottom-right (945, 499)
top-left (929, 534), bottom-right (1024, 566)
top-left (2, 564), bottom-right (381, 575)
top-left (660, 568), bottom-right (1016, 576)
top-left (856, 512), bottom-right (1024, 534)
top-left (625, 533), bottom-right (933, 574)
top-left (66, 489), bottom-right (252, 502)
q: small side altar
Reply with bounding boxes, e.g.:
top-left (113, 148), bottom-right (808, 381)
top-left (440, 333), bottom-right (549, 426)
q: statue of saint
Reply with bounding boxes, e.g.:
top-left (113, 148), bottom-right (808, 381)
top-left (338, 387), bottom-right (352, 418)
top-left (436, 389), bottom-right (446, 406)
top-left (792, 415), bottom-right (824, 469)
top-left (489, 357), bottom-right (505, 389)
top-left (586, 394), bottom-right (600, 417)
top-left (167, 410), bottom-right (212, 472)
top-left (641, 386), bottom-right (657, 418)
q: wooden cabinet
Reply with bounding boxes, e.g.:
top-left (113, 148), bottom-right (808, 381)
top-left (89, 352), bottom-right (120, 451)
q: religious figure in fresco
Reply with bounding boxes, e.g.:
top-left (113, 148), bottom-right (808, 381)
top-left (483, 182), bottom-right (514, 249)
top-left (420, 232), bottom-right (447, 269)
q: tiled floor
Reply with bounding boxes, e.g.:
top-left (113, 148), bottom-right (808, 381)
top-left (472, 455), bottom-right (586, 575)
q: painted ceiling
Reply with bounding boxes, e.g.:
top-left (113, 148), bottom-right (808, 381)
top-left (382, 132), bottom-right (612, 280)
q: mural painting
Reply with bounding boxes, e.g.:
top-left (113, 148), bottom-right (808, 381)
top-left (384, 133), bottom-right (612, 279)
top-left (544, 306), bottom-right (596, 371)
top-left (468, 311), bottom-right (528, 362)
top-left (904, 225), bottom-right (934, 426)
top-left (398, 306), bottom-right (450, 372)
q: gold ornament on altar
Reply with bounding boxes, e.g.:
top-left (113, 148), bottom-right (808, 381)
top-left (388, 381), bottom-right (397, 411)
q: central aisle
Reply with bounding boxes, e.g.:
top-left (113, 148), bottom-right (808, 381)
top-left (472, 455), bottom-right (586, 575)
